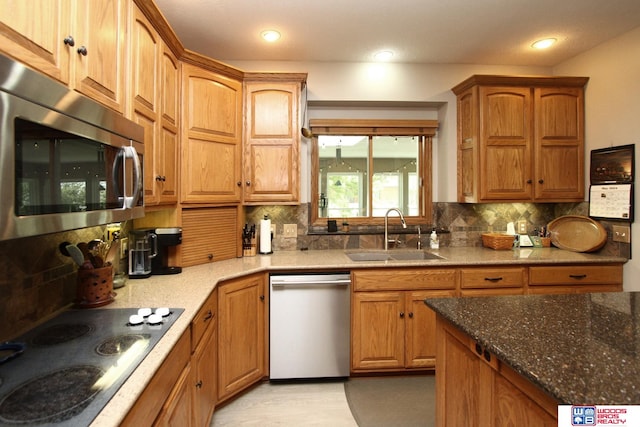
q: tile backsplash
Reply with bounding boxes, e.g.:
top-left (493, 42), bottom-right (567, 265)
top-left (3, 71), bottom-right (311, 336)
top-left (0, 202), bottom-right (629, 341)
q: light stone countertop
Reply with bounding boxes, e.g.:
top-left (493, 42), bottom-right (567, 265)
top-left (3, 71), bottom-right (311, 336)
top-left (91, 247), bottom-right (627, 426)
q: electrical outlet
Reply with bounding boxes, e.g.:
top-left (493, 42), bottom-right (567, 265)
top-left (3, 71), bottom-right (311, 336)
top-left (270, 224), bottom-right (276, 239)
top-left (613, 225), bottom-right (631, 243)
top-left (283, 223), bottom-right (297, 238)
top-left (120, 237), bottom-right (129, 259)
top-left (517, 220), bottom-right (528, 234)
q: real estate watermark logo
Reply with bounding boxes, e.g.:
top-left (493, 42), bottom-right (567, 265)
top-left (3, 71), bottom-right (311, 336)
top-left (571, 406), bottom-right (596, 426)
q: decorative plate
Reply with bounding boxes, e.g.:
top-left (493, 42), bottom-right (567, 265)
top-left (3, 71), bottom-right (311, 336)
top-left (547, 215), bottom-right (607, 252)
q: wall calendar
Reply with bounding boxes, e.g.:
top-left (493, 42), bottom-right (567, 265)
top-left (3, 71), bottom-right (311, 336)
top-left (589, 184), bottom-right (633, 221)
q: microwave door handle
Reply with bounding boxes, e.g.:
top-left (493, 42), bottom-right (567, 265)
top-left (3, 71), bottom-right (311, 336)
top-left (112, 149), bottom-right (125, 205)
top-left (121, 145), bottom-right (143, 209)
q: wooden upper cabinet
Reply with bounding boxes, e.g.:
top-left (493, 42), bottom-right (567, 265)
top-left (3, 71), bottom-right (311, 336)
top-left (181, 63), bottom-right (243, 204)
top-left (0, 0), bottom-right (127, 113)
top-left (0, 0), bottom-right (71, 84)
top-left (72, 0), bottom-right (128, 113)
top-left (534, 87), bottom-right (584, 200)
top-left (243, 75), bottom-right (307, 204)
top-left (453, 75), bottom-right (588, 203)
top-left (480, 86), bottom-right (532, 201)
top-left (129, 5), bottom-right (178, 206)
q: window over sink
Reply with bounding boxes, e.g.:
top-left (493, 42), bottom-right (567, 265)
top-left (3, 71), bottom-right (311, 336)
top-left (310, 119), bottom-right (438, 226)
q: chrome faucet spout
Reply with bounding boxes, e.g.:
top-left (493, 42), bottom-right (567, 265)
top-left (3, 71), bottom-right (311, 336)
top-left (384, 208), bottom-right (407, 250)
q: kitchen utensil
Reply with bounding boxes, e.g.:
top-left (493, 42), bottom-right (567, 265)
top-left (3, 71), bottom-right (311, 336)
top-left (547, 215), bottom-right (607, 252)
top-left (66, 244), bottom-right (86, 267)
top-left (58, 241), bottom-right (71, 257)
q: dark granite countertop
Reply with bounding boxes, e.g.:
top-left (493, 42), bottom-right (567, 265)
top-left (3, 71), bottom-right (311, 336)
top-left (425, 292), bottom-right (640, 405)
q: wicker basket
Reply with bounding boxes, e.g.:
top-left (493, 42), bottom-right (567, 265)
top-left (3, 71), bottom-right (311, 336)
top-left (481, 233), bottom-right (515, 250)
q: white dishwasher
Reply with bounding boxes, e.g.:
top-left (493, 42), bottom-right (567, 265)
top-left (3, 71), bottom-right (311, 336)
top-left (269, 272), bottom-right (351, 379)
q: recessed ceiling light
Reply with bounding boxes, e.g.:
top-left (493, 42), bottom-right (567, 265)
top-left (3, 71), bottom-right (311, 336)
top-left (531, 38), bottom-right (557, 49)
top-left (374, 50), bottom-right (394, 61)
top-left (261, 30), bottom-right (281, 42)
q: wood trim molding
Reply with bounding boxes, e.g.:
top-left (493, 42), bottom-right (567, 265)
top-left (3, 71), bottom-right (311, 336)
top-left (451, 75), bottom-right (589, 95)
top-left (309, 119), bottom-right (439, 136)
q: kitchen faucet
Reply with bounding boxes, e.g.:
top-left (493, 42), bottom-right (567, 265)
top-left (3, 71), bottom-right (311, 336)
top-left (384, 208), bottom-right (407, 250)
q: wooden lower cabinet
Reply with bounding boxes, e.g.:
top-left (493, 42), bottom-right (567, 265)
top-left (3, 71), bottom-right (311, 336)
top-left (217, 273), bottom-right (268, 403)
top-left (528, 264), bottom-right (623, 294)
top-left (193, 321), bottom-right (217, 426)
top-left (122, 329), bottom-right (191, 425)
top-left (154, 363), bottom-right (195, 426)
top-left (436, 316), bottom-right (557, 427)
top-left (352, 289), bottom-right (455, 371)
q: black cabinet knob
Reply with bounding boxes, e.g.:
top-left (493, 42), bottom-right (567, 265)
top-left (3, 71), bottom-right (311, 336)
top-left (204, 310), bottom-right (213, 321)
top-left (475, 343), bottom-right (482, 355)
top-left (408, 312), bottom-right (414, 318)
top-left (538, 179), bottom-right (544, 184)
top-left (260, 295), bottom-right (265, 301)
top-left (399, 312), bottom-right (405, 318)
top-left (207, 253), bottom-right (213, 260)
top-left (63, 36), bottom-right (75, 46)
top-left (77, 46), bottom-right (88, 56)
top-left (195, 380), bottom-right (203, 389)
top-left (483, 350), bottom-right (491, 363)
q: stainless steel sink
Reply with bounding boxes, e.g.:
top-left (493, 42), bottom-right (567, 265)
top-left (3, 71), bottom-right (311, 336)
top-left (346, 250), bottom-right (444, 262)
top-left (346, 252), bottom-right (392, 261)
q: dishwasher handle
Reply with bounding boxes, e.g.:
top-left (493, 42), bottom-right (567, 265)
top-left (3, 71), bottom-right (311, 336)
top-left (270, 276), bottom-right (351, 287)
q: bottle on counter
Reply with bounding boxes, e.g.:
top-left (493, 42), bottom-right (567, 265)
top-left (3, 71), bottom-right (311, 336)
top-left (430, 229), bottom-right (439, 249)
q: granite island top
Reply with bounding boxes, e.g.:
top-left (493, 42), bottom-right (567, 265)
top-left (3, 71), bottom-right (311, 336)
top-left (425, 292), bottom-right (640, 405)
top-left (91, 247), bottom-right (627, 426)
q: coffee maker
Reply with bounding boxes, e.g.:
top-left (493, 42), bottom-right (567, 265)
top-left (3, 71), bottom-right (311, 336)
top-left (128, 229), bottom-right (157, 279)
top-left (129, 228), bottom-right (182, 278)
top-left (151, 227), bottom-right (182, 275)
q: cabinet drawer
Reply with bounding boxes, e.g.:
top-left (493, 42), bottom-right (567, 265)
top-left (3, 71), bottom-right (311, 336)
top-left (460, 267), bottom-right (526, 289)
top-left (529, 265), bottom-right (623, 286)
top-left (352, 268), bottom-right (457, 291)
top-left (191, 290), bottom-right (217, 352)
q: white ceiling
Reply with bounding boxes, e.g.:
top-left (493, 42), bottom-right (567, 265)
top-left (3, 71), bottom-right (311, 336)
top-left (154, 0), bottom-right (640, 67)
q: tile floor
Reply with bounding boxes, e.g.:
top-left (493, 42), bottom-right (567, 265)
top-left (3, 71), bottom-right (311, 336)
top-left (210, 380), bottom-right (358, 426)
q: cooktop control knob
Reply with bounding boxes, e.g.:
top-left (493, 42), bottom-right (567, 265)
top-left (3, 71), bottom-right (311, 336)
top-left (147, 314), bottom-right (163, 325)
top-left (129, 314), bottom-right (143, 325)
top-left (138, 308), bottom-right (152, 317)
top-left (155, 307), bottom-right (170, 317)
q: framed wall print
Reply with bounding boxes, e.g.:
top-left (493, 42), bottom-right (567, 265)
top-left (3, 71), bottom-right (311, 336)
top-left (590, 144), bottom-right (634, 184)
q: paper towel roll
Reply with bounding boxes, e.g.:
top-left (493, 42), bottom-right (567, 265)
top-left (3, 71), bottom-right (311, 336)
top-left (259, 217), bottom-right (272, 254)
top-left (506, 222), bottom-right (516, 235)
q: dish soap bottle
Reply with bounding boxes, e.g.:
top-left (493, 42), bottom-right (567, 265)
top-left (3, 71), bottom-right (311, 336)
top-left (430, 229), bottom-right (439, 249)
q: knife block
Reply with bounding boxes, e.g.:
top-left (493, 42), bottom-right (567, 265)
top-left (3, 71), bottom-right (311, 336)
top-left (243, 238), bottom-right (257, 257)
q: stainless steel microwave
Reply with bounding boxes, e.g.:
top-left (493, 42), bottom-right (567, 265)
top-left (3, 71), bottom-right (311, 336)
top-left (0, 54), bottom-right (144, 241)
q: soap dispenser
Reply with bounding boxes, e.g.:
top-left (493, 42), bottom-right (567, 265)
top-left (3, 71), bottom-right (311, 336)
top-left (430, 229), bottom-right (439, 249)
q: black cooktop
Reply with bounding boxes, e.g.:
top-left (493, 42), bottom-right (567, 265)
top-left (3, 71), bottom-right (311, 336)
top-left (0, 308), bottom-right (183, 426)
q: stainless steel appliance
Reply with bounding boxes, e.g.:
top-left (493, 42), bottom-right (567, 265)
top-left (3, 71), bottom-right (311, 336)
top-left (129, 229), bottom-right (157, 279)
top-left (0, 307), bottom-right (183, 426)
top-left (270, 273), bottom-right (351, 379)
top-left (0, 54), bottom-right (144, 241)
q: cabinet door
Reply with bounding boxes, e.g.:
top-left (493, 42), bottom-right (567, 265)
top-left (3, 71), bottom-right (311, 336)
top-left (181, 207), bottom-right (239, 266)
top-left (73, 0), bottom-right (127, 113)
top-left (405, 290), bottom-right (455, 369)
top-left (181, 63), bottom-right (242, 203)
top-left (351, 292), bottom-right (405, 370)
top-left (157, 46), bottom-right (179, 204)
top-left (130, 6), bottom-right (161, 204)
top-left (243, 82), bottom-right (300, 204)
top-left (534, 87), bottom-right (584, 201)
top-left (193, 322), bottom-right (217, 427)
top-left (457, 87), bottom-right (479, 202)
top-left (479, 86), bottom-right (532, 201)
top-left (0, 0), bottom-right (71, 84)
top-left (217, 273), bottom-right (266, 403)
top-left (154, 363), bottom-right (195, 427)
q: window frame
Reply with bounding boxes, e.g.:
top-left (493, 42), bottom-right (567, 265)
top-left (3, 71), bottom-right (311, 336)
top-left (310, 119), bottom-right (437, 227)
